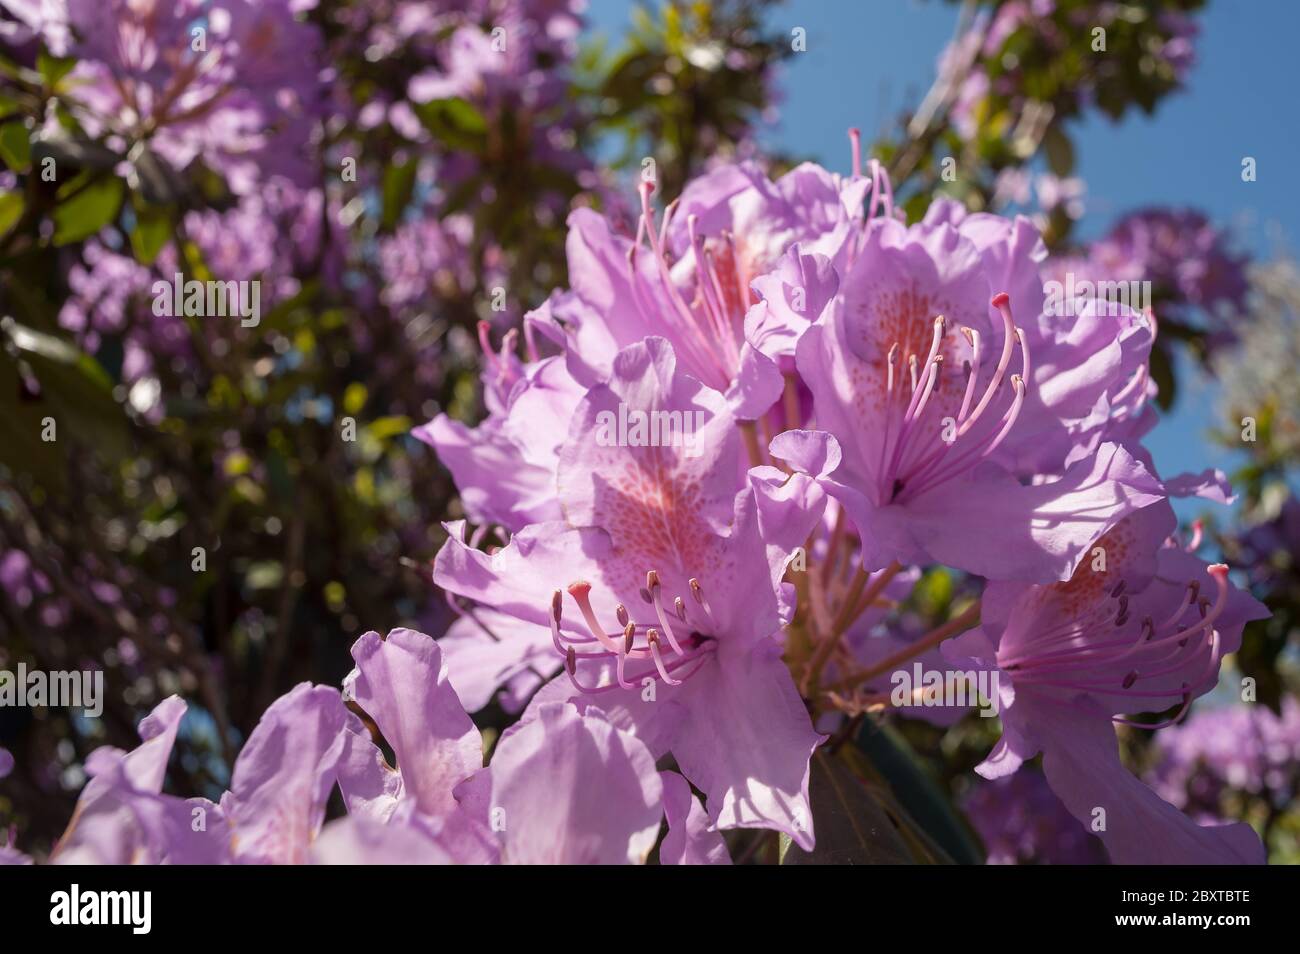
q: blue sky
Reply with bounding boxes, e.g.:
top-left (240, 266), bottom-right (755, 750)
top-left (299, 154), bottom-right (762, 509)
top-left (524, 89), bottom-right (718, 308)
top-left (587, 0), bottom-right (1300, 516)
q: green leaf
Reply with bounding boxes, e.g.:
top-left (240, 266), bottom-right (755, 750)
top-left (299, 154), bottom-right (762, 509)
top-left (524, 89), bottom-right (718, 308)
top-left (381, 159), bottom-right (416, 231)
top-left (0, 320), bottom-right (133, 487)
top-left (414, 97), bottom-right (488, 151)
top-left (0, 121), bottom-right (32, 172)
top-left (52, 177), bottom-right (124, 246)
top-left (780, 751), bottom-right (914, 864)
top-left (0, 189), bottom-right (23, 236)
top-left (37, 52), bottom-right (77, 88)
top-left (856, 721), bottom-right (984, 865)
top-left (0, 349), bottom-right (67, 492)
top-left (1043, 125), bottom-right (1075, 177)
top-left (365, 415), bottom-right (412, 441)
top-left (129, 203), bottom-right (172, 265)
top-left (1149, 341), bottom-right (1177, 412)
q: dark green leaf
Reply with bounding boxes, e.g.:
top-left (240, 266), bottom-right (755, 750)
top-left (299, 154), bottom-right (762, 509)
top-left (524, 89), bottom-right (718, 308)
top-left (414, 98), bottom-right (488, 151)
top-left (381, 159), bottom-right (417, 231)
top-left (37, 53), bottom-right (77, 87)
top-left (1043, 124), bottom-right (1075, 176)
top-left (0, 120), bottom-right (32, 172)
top-left (129, 203), bottom-right (172, 265)
top-left (0, 189), bottom-right (22, 236)
top-left (1149, 341), bottom-right (1177, 412)
top-left (52, 177), bottom-right (124, 246)
top-left (856, 721), bottom-right (984, 865)
top-left (780, 751), bottom-right (914, 865)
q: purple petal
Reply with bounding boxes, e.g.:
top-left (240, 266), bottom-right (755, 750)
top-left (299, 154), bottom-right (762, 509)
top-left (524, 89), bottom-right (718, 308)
top-left (345, 629), bottom-right (482, 819)
top-left (227, 683), bottom-right (349, 864)
top-left (659, 771), bottom-right (732, 865)
top-left (1034, 699), bottom-right (1265, 864)
top-left (668, 640), bottom-right (824, 850)
top-left (487, 703), bottom-right (663, 864)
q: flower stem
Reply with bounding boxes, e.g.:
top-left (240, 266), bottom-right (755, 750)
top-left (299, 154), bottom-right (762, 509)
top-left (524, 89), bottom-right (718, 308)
top-left (821, 600), bottom-right (981, 695)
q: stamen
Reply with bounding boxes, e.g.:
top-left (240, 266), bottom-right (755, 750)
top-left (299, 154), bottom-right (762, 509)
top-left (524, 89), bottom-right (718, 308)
top-left (616, 623), bottom-right (636, 690)
top-left (476, 320), bottom-right (496, 371)
top-left (902, 315), bottom-right (946, 423)
top-left (522, 315), bottom-right (542, 362)
top-left (1112, 685), bottom-right (1194, 730)
top-left (957, 292), bottom-right (1018, 438)
top-left (1160, 581), bottom-right (1198, 629)
top-left (647, 630), bottom-right (681, 686)
top-left (549, 590), bottom-right (566, 656)
top-left (688, 214), bottom-right (740, 353)
top-left (998, 565), bottom-right (1234, 693)
top-left (636, 181), bottom-right (732, 385)
top-left (646, 569), bottom-right (685, 655)
top-left (957, 327), bottom-right (981, 421)
top-left (567, 581), bottom-right (622, 653)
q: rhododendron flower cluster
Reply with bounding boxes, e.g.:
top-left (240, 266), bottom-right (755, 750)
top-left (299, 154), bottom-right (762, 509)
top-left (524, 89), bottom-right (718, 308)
top-left (420, 147), bottom-right (1269, 864)
top-left (1, 0), bottom-right (1284, 871)
top-left (2, 0), bottom-right (325, 192)
top-left (3, 139), bottom-right (1271, 865)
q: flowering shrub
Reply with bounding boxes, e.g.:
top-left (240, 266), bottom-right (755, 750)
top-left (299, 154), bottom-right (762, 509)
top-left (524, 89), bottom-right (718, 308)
top-left (0, 0), bottom-right (1294, 866)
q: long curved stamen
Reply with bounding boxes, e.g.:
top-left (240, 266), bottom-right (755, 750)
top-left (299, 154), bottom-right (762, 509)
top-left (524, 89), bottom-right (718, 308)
top-left (1000, 567), bottom-right (1232, 699)
top-left (550, 574), bottom-right (717, 695)
top-left (647, 630), bottom-right (681, 686)
top-left (688, 214), bottom-right (738, 349)
top-left (702, 247), bottom-right (745, 369)
top-left (689, 576), bottom-right (719, 630)
top-left (631, 223), bottom-right (733, 384)
top-left (476, 320), bottom-right (496, 371)
top-left (903, 315), bottom-right (947, 423)
top-left (898, 372), bottom-right (1028, 502)
top-left (956, 293), bottom-right (1017, 438)
top-left (885, 315), bottom-right (946, 492)
top-left (1160, 581), bottom-right (1198, 630)
top-left (646, 570), bottom-right (685, 655)
top-left (638, 182), bottom-right (730, 377)
top-left (1014, 327), bottom-right (1030, 396)
top-left (957, 326), bottom-right (981, 422)
top-left (566, 581), bottom-right (623, 654)
top-left (895, 294), bottom-right (1028, 500)
top-left (550, 590), bottom-right (566, 656)
top-left (1112, 686), bottom-right (1194, 730)
top-left (616, 624), bottom-right (636, 689)
top-left (957, 374), bottom-right (1024, 464)
top-left (849, 127), bottom-right (862, 180)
